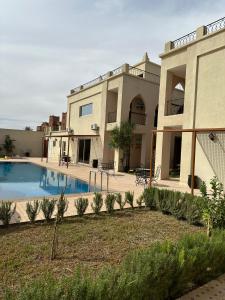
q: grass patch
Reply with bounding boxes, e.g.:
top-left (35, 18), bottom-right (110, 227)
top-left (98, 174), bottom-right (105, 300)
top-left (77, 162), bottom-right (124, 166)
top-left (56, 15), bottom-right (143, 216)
top-left (0, 209), bottom-right (203, 296)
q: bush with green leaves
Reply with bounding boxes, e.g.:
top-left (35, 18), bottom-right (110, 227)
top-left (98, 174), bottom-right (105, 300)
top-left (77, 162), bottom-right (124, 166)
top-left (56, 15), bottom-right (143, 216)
top-left (0, 201), bottom-right (16, 226)
top-left (142, 187), bottom-right (158, 210)
top-left (124, 191), bottom-right (134, 209)
top-left (200, 177), bottom-right (225, 235)
top-left (74, 197), bottom-right (89, 217)
top-left (114, 193), bottom-right (125, 210)
top-left (157, 189), bottom-right (173, 214)
top-left (26, 200), bottom-right (40, 224)
top-left (186, 194), bottom-right (204, 225)
top-left (57, 193), bottom-right (68, 221)
top-left (169, 191), bottom-right (186, 220)
top-left (7, 231), bottom-right (225, 300)
top-left (40, 198), bottom-right (56, 222)
top-left (105, 193), bottom-right (115, 214)
top-left (91, 193), bottom-right (103, 215)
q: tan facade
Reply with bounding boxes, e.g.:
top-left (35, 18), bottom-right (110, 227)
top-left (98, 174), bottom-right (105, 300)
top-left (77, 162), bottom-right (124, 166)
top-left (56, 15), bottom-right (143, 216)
top-left (0, 128), bottom-right (44, 157)
top-left (48, 53), bottom-right (160, 171)
top-left (155, 19), bottom-right (225, 187)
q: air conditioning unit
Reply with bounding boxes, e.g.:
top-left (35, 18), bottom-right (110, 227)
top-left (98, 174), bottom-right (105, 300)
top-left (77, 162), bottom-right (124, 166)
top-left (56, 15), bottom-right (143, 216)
top-left (91, 123), bottom-right (99, 131)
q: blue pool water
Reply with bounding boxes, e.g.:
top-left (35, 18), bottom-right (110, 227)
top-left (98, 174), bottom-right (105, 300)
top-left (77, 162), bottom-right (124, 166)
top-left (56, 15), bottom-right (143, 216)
top-left (0, 162), bottom-right (97, 200)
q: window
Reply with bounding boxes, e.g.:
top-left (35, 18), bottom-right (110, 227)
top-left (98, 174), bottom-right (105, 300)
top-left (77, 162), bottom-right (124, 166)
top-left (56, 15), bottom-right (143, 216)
top-left (79, 103), bottom-right (93, 116)
top-left (135, 99), bottom-right (145, 111)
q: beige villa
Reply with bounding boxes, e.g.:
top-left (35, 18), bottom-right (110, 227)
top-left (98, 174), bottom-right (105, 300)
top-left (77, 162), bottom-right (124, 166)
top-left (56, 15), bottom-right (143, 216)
top-left (47, 53), bottom-right (160, 171)
top-left (155, 17), bottom-right (225, 187)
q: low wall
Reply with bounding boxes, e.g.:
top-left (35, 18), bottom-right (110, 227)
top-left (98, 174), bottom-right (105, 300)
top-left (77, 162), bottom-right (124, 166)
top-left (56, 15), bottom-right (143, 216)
top-left (0, 128), bottom-right (44, 157)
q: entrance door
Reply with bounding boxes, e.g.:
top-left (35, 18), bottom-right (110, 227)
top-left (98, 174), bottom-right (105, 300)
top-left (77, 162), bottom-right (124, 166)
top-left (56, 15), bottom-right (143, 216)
top-left (78, 139), bottom-right (91, 164)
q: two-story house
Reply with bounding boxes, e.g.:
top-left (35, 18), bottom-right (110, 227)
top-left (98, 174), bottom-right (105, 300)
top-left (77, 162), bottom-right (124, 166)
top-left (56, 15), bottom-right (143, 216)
top-left (47, 53), bottom-right (160, 171)
top-left (155, 17), bottom-right (225, 187)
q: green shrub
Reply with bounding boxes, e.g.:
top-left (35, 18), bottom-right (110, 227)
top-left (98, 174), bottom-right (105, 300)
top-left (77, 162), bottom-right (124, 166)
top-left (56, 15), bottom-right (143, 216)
top-left (105, 194), bottom-right (115, 214)
top-left (124, 191), bottom-right (134, 209)
top-left (186, 194), bottom-right (204, 225)
top-left (75, 197), bottom-right (89, 217)
top-left (8, 231), bottom-right (225, 300)
top-left (91, 193), bottom-right (103, 215)
top-left (200, 177), bottom-right (225, 233)
top-left (157, 189), bottom-right (173, 214)
top-left (26, 200), bottom-right (40, 224)
top-left (142, 187), bottom-right (157, 210)
top-left (56, 193), bottom-right (68, 221)
top-left (0, 201), bottom-right (16, 226)
top-left (115, 193), bottom-right (125, 210)
top-left (170, 191), bottom-right (187, 220)
top-left (40, 198), bottom-right (56, 222)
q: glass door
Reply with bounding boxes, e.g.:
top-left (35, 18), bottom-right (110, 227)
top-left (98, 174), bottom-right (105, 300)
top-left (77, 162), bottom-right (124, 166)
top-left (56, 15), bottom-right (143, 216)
top-left (78, 139), bottom-right (91, 164)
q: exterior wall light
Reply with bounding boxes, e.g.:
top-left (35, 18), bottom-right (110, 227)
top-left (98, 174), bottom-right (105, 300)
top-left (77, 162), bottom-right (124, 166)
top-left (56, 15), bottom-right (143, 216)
top-left (208, 132), bottom-right (217, 142)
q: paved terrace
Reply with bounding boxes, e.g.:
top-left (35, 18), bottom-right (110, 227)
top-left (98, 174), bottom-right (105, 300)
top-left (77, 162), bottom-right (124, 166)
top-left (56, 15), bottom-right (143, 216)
top-left (1, 157), bottom-right (197, 224)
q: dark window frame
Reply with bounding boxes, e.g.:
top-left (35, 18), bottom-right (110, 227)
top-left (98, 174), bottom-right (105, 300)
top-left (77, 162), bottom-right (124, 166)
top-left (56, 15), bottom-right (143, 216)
top-left (79, 103), bottom-right (93, 117)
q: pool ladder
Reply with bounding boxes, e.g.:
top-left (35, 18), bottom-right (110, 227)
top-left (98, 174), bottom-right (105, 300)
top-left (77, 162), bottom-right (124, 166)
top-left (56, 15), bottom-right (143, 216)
top-left (88, 170), bottom-right (109, 193)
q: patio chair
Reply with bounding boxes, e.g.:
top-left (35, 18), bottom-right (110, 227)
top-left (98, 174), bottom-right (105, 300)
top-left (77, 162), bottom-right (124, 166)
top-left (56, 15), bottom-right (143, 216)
top-left (135, 168), bottom-right (150, 186)
top-left (61, 155), bottom-right (71, 166)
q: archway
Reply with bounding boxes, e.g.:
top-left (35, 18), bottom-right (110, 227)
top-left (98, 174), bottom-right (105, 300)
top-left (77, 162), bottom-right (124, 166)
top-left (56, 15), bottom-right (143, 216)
top-left (129, 96), bottom-right (146, 125)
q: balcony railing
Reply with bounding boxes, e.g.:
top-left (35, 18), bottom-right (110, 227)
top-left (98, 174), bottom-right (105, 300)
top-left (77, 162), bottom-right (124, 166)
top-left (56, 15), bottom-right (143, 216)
top-left (171, 17), bottom-right (225, 50)
top-left (129, 66), bottom-right (160, 82)
top-left (108, 112), bottom-right (117, 123)
top-left (129, 112), bottom-right (146, 125)
top-left (206, 16), bottom-right (225, 34)
top-left (171, 31), bottom-right (197, 49)
top-left (166, 98), bottom-right (184, 116)
top-left (70, 65), bottom-right (159, 94)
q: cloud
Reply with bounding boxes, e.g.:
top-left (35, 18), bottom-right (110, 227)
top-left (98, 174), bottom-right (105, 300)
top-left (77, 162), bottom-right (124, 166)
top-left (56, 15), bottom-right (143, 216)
top-left (0, 0), bottom-right (224, 129)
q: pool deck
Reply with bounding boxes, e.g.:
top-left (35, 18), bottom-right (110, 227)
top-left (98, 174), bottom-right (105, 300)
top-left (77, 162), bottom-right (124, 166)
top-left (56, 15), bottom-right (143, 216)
top-left (0, 157), bottom-right (197, 224)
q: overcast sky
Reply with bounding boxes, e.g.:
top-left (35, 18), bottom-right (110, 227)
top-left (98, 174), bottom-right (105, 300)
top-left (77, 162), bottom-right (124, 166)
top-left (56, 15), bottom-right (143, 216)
top-left (0, 0), bottom-right (224, 129)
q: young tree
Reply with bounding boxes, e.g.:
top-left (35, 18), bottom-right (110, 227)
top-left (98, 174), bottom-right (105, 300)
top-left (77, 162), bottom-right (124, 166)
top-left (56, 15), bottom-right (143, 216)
top-left (109, 121), bottom-right (134, 172)
top-left (3, 135), bottom-right (15, 156)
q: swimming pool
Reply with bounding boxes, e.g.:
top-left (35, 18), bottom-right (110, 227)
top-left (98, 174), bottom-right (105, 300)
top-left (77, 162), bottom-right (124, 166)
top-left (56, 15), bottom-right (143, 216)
top-left (0, 162), bottom-right (97, 200)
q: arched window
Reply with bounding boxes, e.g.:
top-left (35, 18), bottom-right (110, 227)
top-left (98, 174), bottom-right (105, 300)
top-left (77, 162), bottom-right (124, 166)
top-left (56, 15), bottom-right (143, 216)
top-left (129, 96), bottom-right (146, 125)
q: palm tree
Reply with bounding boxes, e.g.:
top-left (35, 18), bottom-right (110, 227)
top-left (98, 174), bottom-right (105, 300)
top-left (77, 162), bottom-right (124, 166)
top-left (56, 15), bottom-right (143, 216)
top-left (3, 135), bottom-right (15, 156)
top-left (109, 121), bottom-right (135, 172)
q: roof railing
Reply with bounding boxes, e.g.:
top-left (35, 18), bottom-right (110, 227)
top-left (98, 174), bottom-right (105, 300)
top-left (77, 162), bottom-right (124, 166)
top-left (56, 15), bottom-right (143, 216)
top-left (70, 65), bottom-right (159, 95)
top-left (170, 16), bottom-right (225, 50)
top-left (171, 31), bottom-right (197, 49)
top-left (206, 16), bottom-right (225, 34)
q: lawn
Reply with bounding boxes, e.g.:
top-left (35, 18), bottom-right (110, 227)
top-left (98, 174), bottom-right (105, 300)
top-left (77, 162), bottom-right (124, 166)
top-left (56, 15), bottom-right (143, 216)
top-left (0, 209), bottom-right (203, 295)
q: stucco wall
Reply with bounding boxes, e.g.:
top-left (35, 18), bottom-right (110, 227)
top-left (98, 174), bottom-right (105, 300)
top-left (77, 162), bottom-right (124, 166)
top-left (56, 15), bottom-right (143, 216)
top-left (0, 129), bottom-right (43, 157)
top-left (49, 58), bottom-right (160, 171)
top-left (155, 26), bottom-right (225, 186)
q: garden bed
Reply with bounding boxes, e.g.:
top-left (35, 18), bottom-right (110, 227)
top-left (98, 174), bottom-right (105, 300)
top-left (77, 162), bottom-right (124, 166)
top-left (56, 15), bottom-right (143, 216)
top-left (0, 209), bottom-right (203, 296)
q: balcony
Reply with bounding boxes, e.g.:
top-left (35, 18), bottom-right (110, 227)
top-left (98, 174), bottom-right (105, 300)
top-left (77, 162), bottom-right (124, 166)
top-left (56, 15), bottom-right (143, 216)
top-left (166, 98), bottom-right (184, 116)
top-left (107, 112), bottom-right (117, 123)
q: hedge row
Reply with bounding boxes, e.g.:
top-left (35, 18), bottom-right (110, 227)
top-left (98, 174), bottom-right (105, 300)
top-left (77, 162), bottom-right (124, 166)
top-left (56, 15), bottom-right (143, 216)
top-left (141, 187), bottom-right (205, 225)
top-left (5, 230), bottom-right (225, 300)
